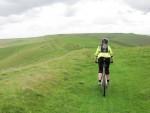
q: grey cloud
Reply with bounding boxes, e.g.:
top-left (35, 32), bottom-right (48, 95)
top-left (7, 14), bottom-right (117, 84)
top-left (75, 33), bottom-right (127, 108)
top-left (0, 0), bottom-right (78, 16)
top-left (125, 0), bottom-right (150, 13)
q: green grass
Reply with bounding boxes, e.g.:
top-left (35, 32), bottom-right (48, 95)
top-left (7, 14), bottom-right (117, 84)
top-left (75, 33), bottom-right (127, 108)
top-left (0, 33), bottom-right (149, 113)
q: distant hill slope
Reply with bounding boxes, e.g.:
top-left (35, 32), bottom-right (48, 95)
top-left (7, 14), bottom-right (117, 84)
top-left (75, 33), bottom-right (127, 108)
top-left (1, 33), bottom-right (150, 47)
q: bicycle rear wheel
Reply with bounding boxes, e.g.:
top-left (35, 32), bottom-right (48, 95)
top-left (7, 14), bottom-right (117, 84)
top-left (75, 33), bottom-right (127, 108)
top-left (102, 75), bottom-right (106, 96)
top-left (102, 65), bottom-right (106, 96)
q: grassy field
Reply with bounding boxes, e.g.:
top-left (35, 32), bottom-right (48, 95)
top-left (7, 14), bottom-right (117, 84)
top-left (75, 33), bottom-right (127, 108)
top-left (0, 33), bottom-right (149, 113)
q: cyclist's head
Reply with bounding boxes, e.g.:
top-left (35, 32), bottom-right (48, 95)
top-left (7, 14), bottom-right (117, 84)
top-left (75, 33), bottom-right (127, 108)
top-left (101, 38), bottom-right (108, 44)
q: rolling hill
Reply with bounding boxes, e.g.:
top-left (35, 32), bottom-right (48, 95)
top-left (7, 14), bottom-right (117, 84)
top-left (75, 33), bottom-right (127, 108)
top-left (0, 33), bottom-right (149, 113)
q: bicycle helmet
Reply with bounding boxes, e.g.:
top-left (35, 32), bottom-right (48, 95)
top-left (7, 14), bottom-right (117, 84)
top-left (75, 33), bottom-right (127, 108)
top-left (101, 38), bottom-right (108, 44)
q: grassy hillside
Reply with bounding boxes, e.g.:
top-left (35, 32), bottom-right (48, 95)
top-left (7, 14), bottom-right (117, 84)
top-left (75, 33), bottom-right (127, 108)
top-left (0, 33), bottom-right (149, 113)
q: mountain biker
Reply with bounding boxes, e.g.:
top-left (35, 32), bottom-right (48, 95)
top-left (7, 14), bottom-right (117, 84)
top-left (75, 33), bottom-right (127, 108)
top-left (95, 38), bottom-right (113, 84)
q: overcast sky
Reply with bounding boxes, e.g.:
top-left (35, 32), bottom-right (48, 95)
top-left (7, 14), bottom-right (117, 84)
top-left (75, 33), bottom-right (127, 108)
top-left (0, 0), bottom-right (150, 39)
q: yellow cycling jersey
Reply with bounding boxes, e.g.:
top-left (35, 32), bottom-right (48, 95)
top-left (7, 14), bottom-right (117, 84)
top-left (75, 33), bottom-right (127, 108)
top-left (95, 45), bottom-right (113, 58)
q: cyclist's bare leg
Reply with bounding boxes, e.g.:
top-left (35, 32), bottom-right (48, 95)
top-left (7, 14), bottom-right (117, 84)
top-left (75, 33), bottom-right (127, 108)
top-left (106, 74), bottom-right (110, 82)
top-left (98, 73), bottom-right (102, 82)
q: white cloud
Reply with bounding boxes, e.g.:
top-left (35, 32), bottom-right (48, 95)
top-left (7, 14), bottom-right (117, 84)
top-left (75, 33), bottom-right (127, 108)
top-left (0, 0), bottom-right (150, 38)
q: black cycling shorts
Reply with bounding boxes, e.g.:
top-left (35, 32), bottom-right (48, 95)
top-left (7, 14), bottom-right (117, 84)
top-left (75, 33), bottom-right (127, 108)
top-left (98, 57), bottom-right (110, 74)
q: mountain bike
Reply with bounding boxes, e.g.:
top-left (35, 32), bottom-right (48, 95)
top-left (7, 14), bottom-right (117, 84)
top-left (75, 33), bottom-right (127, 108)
top-left (100, 58), bottom-right (108, 96)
